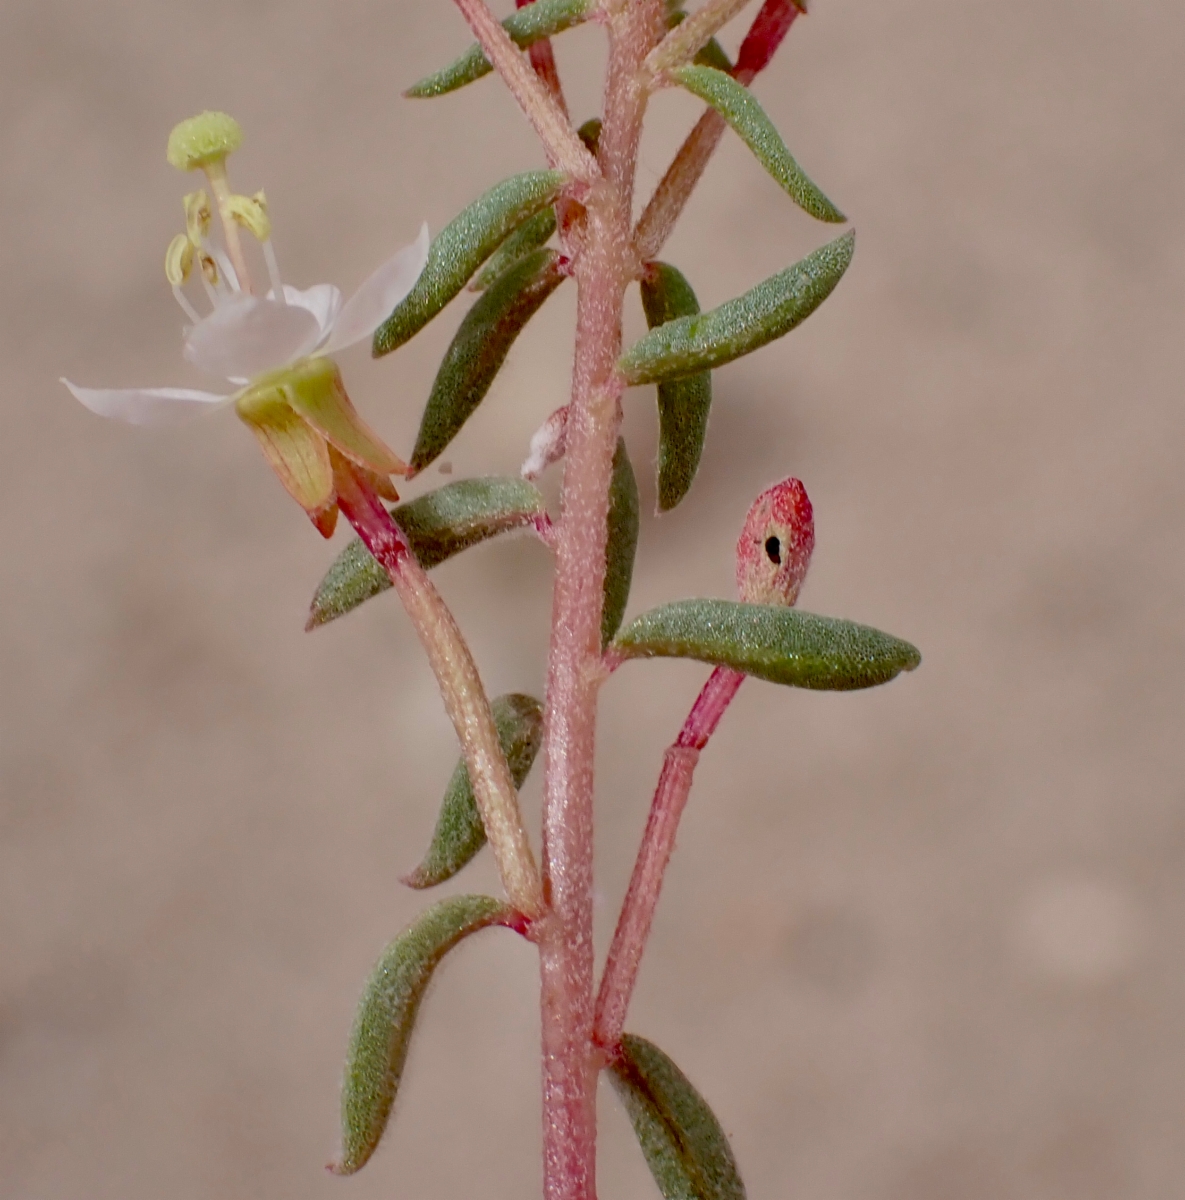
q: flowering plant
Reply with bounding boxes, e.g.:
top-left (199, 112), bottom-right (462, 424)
top-left (67, 3), bottom-right (920, 1199)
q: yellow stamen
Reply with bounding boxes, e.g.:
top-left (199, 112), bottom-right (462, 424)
top-left (184, 190), bottom-right (212, 244)
top-left (199, 252), bottom-right (220, 287)
top-left (165, 234), bottom-right (195, 286)
top-left (227, 192), bottom-right (271, 242)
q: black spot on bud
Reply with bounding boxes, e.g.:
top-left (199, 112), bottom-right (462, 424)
top-left (765, 536), bottom-right (781, 564)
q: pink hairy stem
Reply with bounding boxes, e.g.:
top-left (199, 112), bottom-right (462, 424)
top-left (633, 0), bottom-right (804, 261)
top-left (592, 665), bottom-right (745, 1048)
top-left (517, 0), bottom-right (571, 117)
top-left (533, 4), bottom-right (668, 1199)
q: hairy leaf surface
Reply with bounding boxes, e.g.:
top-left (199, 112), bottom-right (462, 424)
top-left (335, 896), bottom-right (520, 1173)
top-left (670, 65), bottom-right (843, 223)
top-left (373, 171), bottom-right (565, 356)
top-left (410, 247), bottom-right (565, 473)
top-left (603, 438), bottom-right (640, 646)
top-left (640, 263), bottom-right (713, 511)
top-left (619, 231), bottom-right (854, 385)
top-left (404, 694), bottom-right (544, 889)
top-left (308, 477), bottom-right (546, 628)
top-left (612, 599), bottom-right (920, 689)
top-left (608, 1033), bottom-right (745, 1200)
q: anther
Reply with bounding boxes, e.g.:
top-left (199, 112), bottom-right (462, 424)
top-left (164, 234), bottom-right (194, 287)
top-left (227, 192), bottom-right (271, 242)
top-left (184, 190), bottom-right (212, 244)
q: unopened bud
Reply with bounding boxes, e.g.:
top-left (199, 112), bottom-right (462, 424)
top-left (227, 192), bottom-right (271, 241)
top-left (735, 477), bottom-right (814, 606)
top-left (164, 234), bottom-right (194, 286)
top-left (166, 111), bottom-right (243, 172)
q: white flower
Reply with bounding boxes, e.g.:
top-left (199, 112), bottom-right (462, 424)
top-left (62, 224), bottom-right (429, 426)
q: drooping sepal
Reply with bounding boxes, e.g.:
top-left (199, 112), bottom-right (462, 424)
top-left (603, 438), bottom-right (640, 647)
top-left (640, 263), bottom-right (713, 511)
top-left (611, 599), bottom-right (920, 689)
top-left (333, 896), bottom-right (524, 1175)
top-left (670, 65), bottom-right (844, 223)
top-left (373, 171), bottom-right (566, 356)
top-left (404, 694), bottom-right (545, 889)
top-left (410, 247), bottom-right (566, 473)
top-left (619, 231), bottom-right (854, 385)
top-left (307, 477), bottom-right (548, 628)
top-left (608, 1032), bottom-right (746, 1200)
top-left (406, 0), bottom-right (594, 98)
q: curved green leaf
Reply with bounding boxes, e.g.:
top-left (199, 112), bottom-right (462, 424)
top-left (670, 65), bottom-right (844, 223)
top-left (307, 477), bottom-right (547, 629)
top-left (640, 264), bottom-right (713, 511)
top-left (611, 599), bottom-right (920, 689)
top-left (619, 231), bottom-right (854, 385)
top-left (603, 438), bottom-right (640, 647)
top-left (406, 0), bottom-right (593, 98)
top-left (410, 247), bottom-right (566, 473)
top-left (373, 171), bottom-right (566, 356)
top-left (608, 1033), bottom-right (745, 1200)
top-left (404, 694), bottom-right (545, 889)
top-left (471, 207), bottom-right (558, 292)
top-left (334, 896), bottom-right (521, 1174)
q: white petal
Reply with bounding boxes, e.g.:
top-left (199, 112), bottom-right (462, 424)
top-left (183, 294), bottom-right (322, 379)
top-left (279, 282), bottom-right (343, 340)
top-left (321, 223), bottom-right (430, 355)
top-left (62, 379), bottom-right (231, 426)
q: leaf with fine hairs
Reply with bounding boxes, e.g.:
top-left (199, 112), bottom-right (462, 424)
top-left (404, 694), bottom-right (545, 889)
top-left (670, 65), bottom-right (844, 223)
top-left (307, 477), bottom-right (547, 629)
top-left (410, 247), bottom-right (565, 473)
top-left (608, 1033), bottom-right (746, 1200)
top-left (471, 207), bottom-right (558, 291)
top-left (373, 171), bottom-right (566, 356)
top-left (611, 599), bottom-right (921, 690)
top-left (640, 263), bottom-right (713, 512)
top-left (333, 896), bottom-right (522, 1175)
top-left (406, 0), bottom-right (594, 98)
top-left (619, 231), bottom-right (855, 386)
top-left (603, 437), bottom-right (640, 647)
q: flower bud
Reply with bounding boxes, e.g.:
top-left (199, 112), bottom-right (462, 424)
top-left (735, 477), bottom-right (814, 606)
top-left (166, 111), bottom-right (243, 172)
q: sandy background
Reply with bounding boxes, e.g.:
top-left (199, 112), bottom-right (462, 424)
top-left (2, 0), bottom-right (1183, 1197)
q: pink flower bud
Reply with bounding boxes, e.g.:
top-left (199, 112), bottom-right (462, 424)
top-left (735, 477), bottom-right (814, 606)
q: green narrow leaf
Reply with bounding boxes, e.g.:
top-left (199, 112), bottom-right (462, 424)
top-left (335, 896), bottom-right (519, 1175)
top-left (404, 694), bottom-right (545, 889)
top-left (471, 207), bottom-right (558, 291)
top-left (670, 65), bottom-right (844, 223)
top-left (602, 437), bottom-right (640, 647)
top-left (608, 1033), bottom-right (746, 1200)
top-left (307, 477), bottom-right (547, 629)
top-left (640, 264), bottom-right (713, 511)
top-left (411, 247), bottom-right (565, 474)
top-left (373, 171), bottom-right (566, 356)
top-left (611, 599), bottom-right (921, 689)
top-left (619, 231), bottom-right (854, 386)
top-left (406, 0), bottom-right (593, 98)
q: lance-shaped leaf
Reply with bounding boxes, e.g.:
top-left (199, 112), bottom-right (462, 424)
top-left (471, 207), bottom-right (558, 291)
top-left (404, 694), bottom-right (544, 889)
top-left (308, 477), bottom-right (547, 629)
top-left (608, 1033), bottom-right (746, 1200)
top-left (334, 896), bottom-right (521, 1174)
top-left (406, 0), bottom-right (594, 98)
top-left (619, 231), bottom-right (854, 386)
top-left (641, 264), bottom-right (713, 511)
top-left (670, 65), bottom-right (844, 224)
top-left (410, 247), bottom-right (565, 474)
top-left (603, 438), bottom-right (640, 647)
top-left (611, 599), bottom-right (920, 689)
top-left (373, 171), bottom-right (566, 356)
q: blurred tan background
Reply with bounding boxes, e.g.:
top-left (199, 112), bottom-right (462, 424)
top-left (2, 0), bottom-right (1183, 1197)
